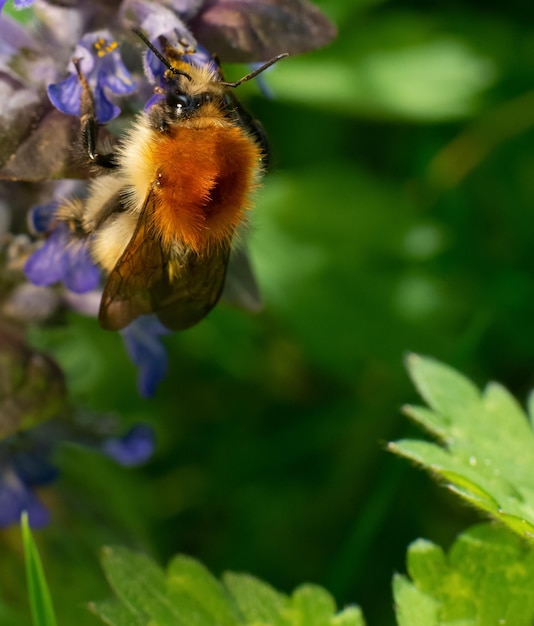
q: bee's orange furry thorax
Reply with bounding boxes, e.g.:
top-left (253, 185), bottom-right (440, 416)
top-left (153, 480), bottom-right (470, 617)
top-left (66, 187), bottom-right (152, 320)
top-left (151, 123), bottom-right (261, 254)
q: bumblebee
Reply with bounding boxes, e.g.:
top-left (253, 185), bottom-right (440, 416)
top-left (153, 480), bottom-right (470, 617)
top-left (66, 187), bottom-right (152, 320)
top-left (59, 30), bottom-right (287, 331)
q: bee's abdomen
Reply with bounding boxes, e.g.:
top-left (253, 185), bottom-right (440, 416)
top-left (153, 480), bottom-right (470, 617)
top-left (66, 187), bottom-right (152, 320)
top-left (152, 124), bottom-right (261, 254)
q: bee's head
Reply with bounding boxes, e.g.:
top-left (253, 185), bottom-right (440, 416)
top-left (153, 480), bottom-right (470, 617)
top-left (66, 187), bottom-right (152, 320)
top-left (164, 80), bottom-right (215, 116)
top-left (133, 27), bottom-right (288, 114)
top-left (163, 68), bottom-right (195, 114)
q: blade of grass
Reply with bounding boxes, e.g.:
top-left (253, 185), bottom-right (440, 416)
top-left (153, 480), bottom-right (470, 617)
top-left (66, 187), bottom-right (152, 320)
top-left (21, 512), bottom-right (58, 626)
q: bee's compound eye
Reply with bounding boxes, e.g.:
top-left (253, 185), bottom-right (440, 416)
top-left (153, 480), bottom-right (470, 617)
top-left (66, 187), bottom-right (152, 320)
top-left (167, 90), bottom-right (191, 110)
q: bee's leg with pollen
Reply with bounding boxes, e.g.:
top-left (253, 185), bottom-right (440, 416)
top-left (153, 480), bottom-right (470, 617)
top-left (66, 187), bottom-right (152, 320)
top-left (73, 58), bottom-right (118, 170)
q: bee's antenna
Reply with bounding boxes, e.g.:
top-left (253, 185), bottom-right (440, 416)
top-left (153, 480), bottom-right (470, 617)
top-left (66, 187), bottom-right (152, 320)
top-left (219, 53), bottom-right (289, 88)
top-left (132, 28), bottom-right (192, 82)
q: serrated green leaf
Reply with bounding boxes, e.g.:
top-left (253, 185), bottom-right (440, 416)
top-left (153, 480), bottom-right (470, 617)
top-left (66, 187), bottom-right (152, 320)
top-left (21, 512), bottom-right (58, 626)
top-left (405, 353), bottom-right (480, 417)
top-left (88, 599), bottom-right (146, 626)
top-left (496, 512), bottom-right (534, 538)
top-left (402, 404), bottom-right (450, 440)
top-left (166, 555), bottom-right (237, 626)
top-left (223, 572), bottom-right (290, 626)
top-left (441, 471), bottom-right (501, 511)
top-left (93, 549), bottom-right (367, 626)
top-left (391, 354), bottom-right (534, 539)
top-left (100, 546), bottom-right (179, 626)
top-left (392, 574), bottom-right (440, 626)
top-left (330, 606), bottom-right (366, 626)
top-left (290, 585), bottom-right (336, 626)
top-left (402, 524), bottom-right (534, 625)
top-left (482, 383), bottom-right (534, 485)
top-left (405, 540), bottom-right (448, 594)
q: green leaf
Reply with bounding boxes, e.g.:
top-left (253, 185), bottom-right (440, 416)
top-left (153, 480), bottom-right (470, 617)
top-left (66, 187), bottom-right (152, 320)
top-left (399, 523), bottom-right (534, 625)
top-left (390, 354), bottom-right (534, 540)
top-left (330, 606), bottom-right (366, 626)
top-left (288, 585), bottom-right (366, 626)
top-left (290, 585), bottom-right (336, 626)
top-left (167, 555), bottom-right (237, 626)
top-left (92, 550), bottom-right (365, 626)
top-left (99, 546), bottom-right (177, 625)
top-left (392, 574), bottom-right (440, 626)
top-left (406, 353), bottom-right (480, 417)
top-left (21, 512), bottom-right (58, 626)
top-left (87, 599), bottom-right (146, 626)
top-left (223, 572), bottom-right (289, 626)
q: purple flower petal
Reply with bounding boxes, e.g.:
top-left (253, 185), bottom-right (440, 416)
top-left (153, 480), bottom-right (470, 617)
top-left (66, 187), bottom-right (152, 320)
top-left (102, 424), bottom-right (155, 467)
top-left (48, 30), bottom-right (135, 123)
top-left (93, 82), bottom-right (121, 123)
top-left (100, 55), bottom-right (136, 95)
top-left (64, 243), bottom-right (101, 294)
top-left (47, 74), bottom-right (82, 116)
top-left (144, 47), bottom-right (166, 84)
top-left (120, 316), bottom-right (170, 397)
top-left (24, 226), bottom-right (72, 287)
top-left (13, 0), bottom-right (35, 8)
top-left (123, 0), bottom-right (197, 83)
top-left (183, 44), bottom-right (219, 73)
top-left (0, 471), bottom-right (49, 529)
top-left (24, 223), bottom-right (101, 294)
top-left (124, 0), bottom-right (194, 45)
top-left (27, 202), bottom-right (58, 235)
top-left (0, 14), bottom-right (34, 53)
top-left (165, 0), bottom-right (203, 19)
top-left (144, 92), bottom-right (165, 110)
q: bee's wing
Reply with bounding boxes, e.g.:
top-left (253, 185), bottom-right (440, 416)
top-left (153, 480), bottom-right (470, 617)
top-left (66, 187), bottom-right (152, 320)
top-left (221, 246), bottom-right (262, 313)
top-left (98, 191), bottom-right (163, 330)
top-left (153, 245), bottom-right (230, 331)
top-left (99, 189), bottom-right (230, 331)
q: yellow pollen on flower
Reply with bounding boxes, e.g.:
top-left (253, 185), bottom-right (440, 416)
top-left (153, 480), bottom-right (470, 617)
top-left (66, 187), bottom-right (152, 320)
top-left (94, 38), bottom-right (119, 57)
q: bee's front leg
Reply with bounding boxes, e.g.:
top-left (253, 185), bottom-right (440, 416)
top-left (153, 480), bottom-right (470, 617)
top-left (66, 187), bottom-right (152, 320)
top-left (73, 58), bottom-right (118, 170)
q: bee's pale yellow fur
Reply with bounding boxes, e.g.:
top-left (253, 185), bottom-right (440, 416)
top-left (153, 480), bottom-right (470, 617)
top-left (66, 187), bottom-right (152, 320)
top-left (73, 63), bottom-right (233, 273)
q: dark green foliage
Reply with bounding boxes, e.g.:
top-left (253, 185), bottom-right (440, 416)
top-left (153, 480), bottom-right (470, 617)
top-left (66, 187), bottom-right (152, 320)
top-left (3, 0), bottom-right (534, 624)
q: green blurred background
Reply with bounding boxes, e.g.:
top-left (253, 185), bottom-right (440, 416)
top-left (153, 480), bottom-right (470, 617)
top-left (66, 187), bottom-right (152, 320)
top-left (3, 0), bottom-right (534, 623)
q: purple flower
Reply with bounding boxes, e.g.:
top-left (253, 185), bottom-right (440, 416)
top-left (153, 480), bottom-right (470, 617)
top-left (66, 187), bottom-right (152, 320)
top-left (102, 424), bottom-right (155, 466)
top-left (24, 197), bottom-right (171, 396)
top-left (24, 221), bottom-right (101, 294)
top-left (0, 0), bottom-right (34, 11)
top-left (0, 442), bottom-right (56, 529)
top-left (183, 44), bottom-right (219, 72)
top-left (0, 419), bottom-right (155, 528)
top-left (122, 0), bottom-right (198, 84)
top-left (142, 41), bottom-right (217, 110)
top-left (120, 316), bottom-right (170, 397)
top-left (2, 0), bottom-right (335, 402)
top-left (0, 469), bottom-right (50, 529)
top-left (47, 30), bottom-right (136, 123)
top-left (26, 200), bottom-right (56, 235)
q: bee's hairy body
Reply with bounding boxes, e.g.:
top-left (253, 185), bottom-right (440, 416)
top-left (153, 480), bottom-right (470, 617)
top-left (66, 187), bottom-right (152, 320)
top-left (56, 40), bottom-right (283, 331)
top-left (83, 61), bottom-right (262, 276)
